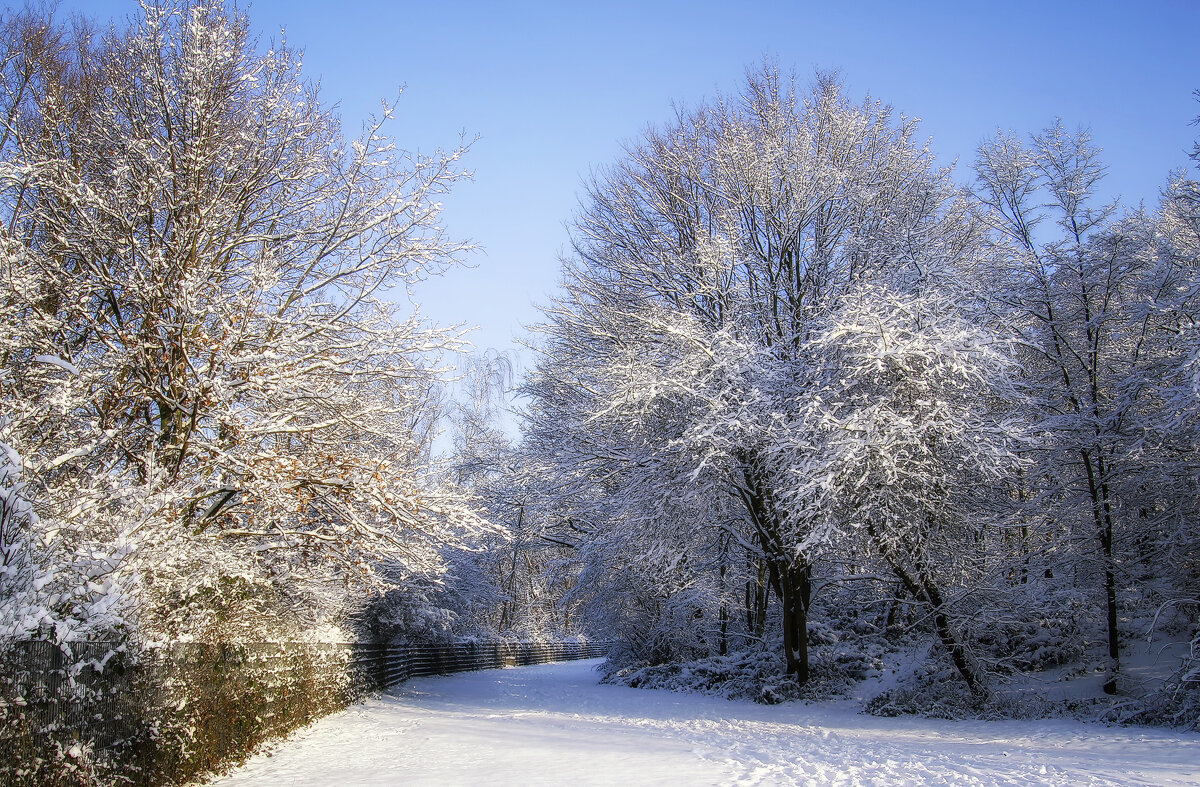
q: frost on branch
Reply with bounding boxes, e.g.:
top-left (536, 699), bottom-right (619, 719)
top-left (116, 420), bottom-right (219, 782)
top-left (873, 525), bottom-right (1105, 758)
top-left (525, 66), bottom-right (1200, 720)
top-left (525, 66), bottom-right (993, 686)
top-left (0, 0), bottom-right (483, 648)
top-left (783, 284), bottom-right (1027, 693)
top-left (0, 425), bottom-right (132, 649)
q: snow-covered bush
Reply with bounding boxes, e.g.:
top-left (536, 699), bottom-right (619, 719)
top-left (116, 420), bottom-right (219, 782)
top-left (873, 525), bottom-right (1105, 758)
top-left (1132, 607), bottom-right (1200, 729)
top-left (971, 616), bottom-right (1086, 674)
top-left (362, 582), bottom-right (458, 644)
top-left (1162, 626), bottom-right (1200, 728)
top-left (865, 652), bottom-right (983, 720)
top-left (0, 425), bottom-right (134, 648)
top-left (605, 649), bottom-right (798, 704)
top-left (0, 427), bottom-right (50, 645)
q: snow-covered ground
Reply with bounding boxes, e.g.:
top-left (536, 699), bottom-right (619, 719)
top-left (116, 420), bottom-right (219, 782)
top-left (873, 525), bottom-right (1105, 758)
top-left (210, 658), bottom-right (1200, 786)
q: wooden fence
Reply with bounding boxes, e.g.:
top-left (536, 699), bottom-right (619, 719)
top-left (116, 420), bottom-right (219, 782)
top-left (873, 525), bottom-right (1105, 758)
top-left (0, 638), bottom-right (608, 786)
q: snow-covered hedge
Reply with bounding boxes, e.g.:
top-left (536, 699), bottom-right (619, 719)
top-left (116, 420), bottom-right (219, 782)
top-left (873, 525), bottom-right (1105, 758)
top-left (0, 637), bottom-right (612, 785)
top-left (0, 640), bottom-right (384, 786)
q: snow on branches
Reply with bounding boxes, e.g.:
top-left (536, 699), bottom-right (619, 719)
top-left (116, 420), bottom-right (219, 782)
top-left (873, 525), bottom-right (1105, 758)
top-left (0, 1), bottom-right (483, 643)
top-left (525, 66), bottom-right (1200, 710)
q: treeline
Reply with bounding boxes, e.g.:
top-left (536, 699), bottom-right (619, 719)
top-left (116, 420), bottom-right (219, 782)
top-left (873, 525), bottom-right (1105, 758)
top-left (509, 68), bottom-right (1200, 723)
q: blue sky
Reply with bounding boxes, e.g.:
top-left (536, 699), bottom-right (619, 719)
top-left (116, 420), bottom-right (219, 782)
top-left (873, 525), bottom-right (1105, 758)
top-left (60, 1), bottom-right (1200, 373)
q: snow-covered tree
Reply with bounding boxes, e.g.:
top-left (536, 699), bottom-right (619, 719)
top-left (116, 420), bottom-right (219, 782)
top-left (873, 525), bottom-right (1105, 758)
top-left (0, 1), bottom-right (484, 643)
top-left (781, 284), bottom-right (1027, 693)
top-left (440, 350), bottom-right (589, 641)
top-left (525, 66), bottom-right (987, 683)
top-left (1129, 116), bottom-right (1200, 718)
top-left (973, 123), bottom-right (1180, 694)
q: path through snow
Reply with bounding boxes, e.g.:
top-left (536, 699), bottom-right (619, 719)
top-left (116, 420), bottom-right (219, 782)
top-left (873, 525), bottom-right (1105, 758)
top-left (211, 658), bottom-right (1200, 786)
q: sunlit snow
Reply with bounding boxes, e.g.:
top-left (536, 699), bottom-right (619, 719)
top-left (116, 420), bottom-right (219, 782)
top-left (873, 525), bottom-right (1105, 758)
top-left (212, 659), bottom-right (1200, 786)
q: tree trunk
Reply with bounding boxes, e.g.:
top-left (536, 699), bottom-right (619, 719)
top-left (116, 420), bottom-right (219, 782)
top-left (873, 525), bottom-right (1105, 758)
top-left (920, 570), bottom-right (982, 696)
top-left (744, 559), bottom-right (769, 637)
top-left (884, 582), bottom-right (906, 632)
top-left (718, 535), bottom-right (729, 656)
top-left (738, 454), bottom-right (812, 686)
top-left (779, 562), bottom-right (811, 684)
top-left (871, 521), bottom-right (984, 694)
top-left (1082, 448), bottom-right (1120, 695)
